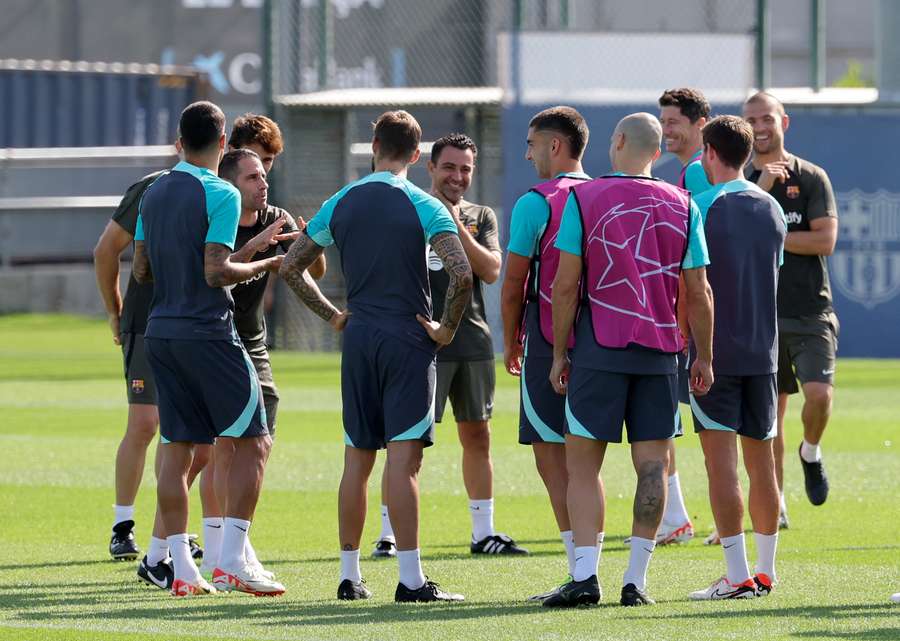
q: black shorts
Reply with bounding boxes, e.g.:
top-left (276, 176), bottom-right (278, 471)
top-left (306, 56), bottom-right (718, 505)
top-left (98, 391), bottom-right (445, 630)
top-left (434, 359), bottom-right (495, 423)
top-left (121, 332), bottom-right (157, 405)
top-left (690, 374), bottom-right (777, 441)
top-left (518, 355), bottom-right (566, 445)
top-left (244, 339), bottom-right (279, 435)
top-left (341, 322), bottom-right (436, 451)
top-left (565, 366), bottom-right (680, 444)
top-left (777, 314), bottom-right (838, 394)
top-left (144, 337), bottom-right (269, 445)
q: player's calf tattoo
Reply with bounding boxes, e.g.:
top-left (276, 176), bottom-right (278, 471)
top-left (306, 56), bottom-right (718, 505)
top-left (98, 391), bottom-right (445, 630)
top-left (633, 460), bottom-right (666, 528)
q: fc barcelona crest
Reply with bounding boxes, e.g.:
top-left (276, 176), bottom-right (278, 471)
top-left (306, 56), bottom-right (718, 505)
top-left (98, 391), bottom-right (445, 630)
top-left (786, 185), bottom-right (800, 199)
top-left (131, 379), bottom-right (145, 394)
top-left (832, 190), bottom-right (900, 309)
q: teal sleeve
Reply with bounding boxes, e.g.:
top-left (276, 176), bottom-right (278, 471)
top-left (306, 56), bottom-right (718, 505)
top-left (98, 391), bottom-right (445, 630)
top-left (134, 214), bottom-right (144, 241)
top-left (205, 183), bottom-right (241, 250)
top-left (553, 192), bottom-right (583, 256)
top-left (507, 191), bottom-right (549, 257)
top-left (306, 195), bottom-right (339, 247)
top-left (684, 161), bottom-right (713, 196)
top-left (415, 193), bottom-right (458, 242)
top-left (682, 200), bottom-right (710, 269)
top-left (776, 202), bottom-right (787, 267)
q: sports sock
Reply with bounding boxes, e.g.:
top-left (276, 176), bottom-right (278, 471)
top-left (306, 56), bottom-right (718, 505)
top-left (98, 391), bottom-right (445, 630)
top-left (397, 549), bottom-right (426, 590)
top-left (201, 517), bottom-right (223, 568)
top-left (470, 498), bottom-right (495, 542)
top-left (663, 472), bottom-right (690, 526)
top-left (572, 545), bottom-right (598, 582)
top-left (112, 505), bottom-right (135, 531)
top-left (147, 536), bottom-right (169, 566)
top-left (244, 536), bottom-right (261, 568)
top-left (340, 549), bottom-right (362, 583)
top-left (560, 530), bottom-right (575, 576)
top-left (753, 531), bottom-right (778, 582)
top-left (379, 504), bottom-right (395, 542)
top-left (721, 533), bottom-right (752, 584)
top-left (778, 491), bottom-right (788, 516)
top-left (596, 532), bottom-right (605, 572)
top-left (800, 439), bottom-right (821, 463)
top-left (622, 536), bottom-right (655, 590)
top-left (167, 533), bottom-right (201, 582)
top-left (219, 517), bottom-right (251, 571)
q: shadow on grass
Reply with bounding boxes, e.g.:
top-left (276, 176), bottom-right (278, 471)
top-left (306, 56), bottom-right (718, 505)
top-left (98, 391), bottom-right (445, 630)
top-left (0, 559), bottom-right (108, 571)
top-left (791, 629), bottom-right (900, 641)
top-left (637, 602), bottom-right (896, 623)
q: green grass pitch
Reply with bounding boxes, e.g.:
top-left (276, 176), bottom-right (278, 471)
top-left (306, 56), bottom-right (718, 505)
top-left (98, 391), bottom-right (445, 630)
top-left (0, 314), bottom-right (897, 641)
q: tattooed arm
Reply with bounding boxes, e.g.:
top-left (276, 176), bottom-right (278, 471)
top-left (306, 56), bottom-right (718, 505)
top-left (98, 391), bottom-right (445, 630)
top-left (415, 231), bottom-right (473, 346)
top-left (204, 243), bottom-right (282, 288)
top-left (132, 241), bottom-right (153, 284)
top-left (278, 231), bottom-right (348, 330)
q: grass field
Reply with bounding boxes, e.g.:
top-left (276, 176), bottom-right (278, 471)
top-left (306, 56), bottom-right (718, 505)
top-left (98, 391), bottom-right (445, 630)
top-left (0, 313), bottom-right (897, 641)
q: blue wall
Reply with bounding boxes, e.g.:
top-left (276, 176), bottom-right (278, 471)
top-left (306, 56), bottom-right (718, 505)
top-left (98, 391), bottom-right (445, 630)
top-left (502, 103), bottom-right (900, 358)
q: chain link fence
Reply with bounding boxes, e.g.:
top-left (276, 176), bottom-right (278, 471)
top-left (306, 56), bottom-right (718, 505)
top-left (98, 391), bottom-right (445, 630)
top-left (265, 0), bottom-right (760, 351)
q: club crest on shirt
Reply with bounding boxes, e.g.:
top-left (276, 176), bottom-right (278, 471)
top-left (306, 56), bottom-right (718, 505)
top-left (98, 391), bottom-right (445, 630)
top-left (466, 223), bottom-right (479, 236)
top-left (832, 189), bottom-right (900, 309)
top-left (786, 185), bottom-right (800, 199)
top-left (131, 379), bottom-right (145, 394)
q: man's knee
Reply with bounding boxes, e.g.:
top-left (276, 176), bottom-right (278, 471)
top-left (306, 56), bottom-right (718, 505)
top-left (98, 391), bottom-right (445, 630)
top-left (803, 383), bottom-right (832, 410)
top-left (458, 421), bottom-right (490, 457)
top-left (125, 405), bottom-right (159, 446)
top-left (387, 443), bottom-right (424, 477)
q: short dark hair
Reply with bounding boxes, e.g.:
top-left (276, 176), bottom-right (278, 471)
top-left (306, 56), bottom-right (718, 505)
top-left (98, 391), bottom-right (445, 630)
top-left (431, 133), bottom-right (478, 165)
top-left (745, 91), bottom-right (786, 116)
top-left (178, 101), bottom-right (226, 153)
top-left (219, 148), bottom-right (260, 185)
top-left (702, 115), bottom-right (754, 170)
top-left (528, 106), bottom-right (589, 159)
top-left (373, 110), bottom-right (421, 161)
top-left (658, 88), bottom-right (711, 124)
top-left (229, 114), bottom-right (284, 155)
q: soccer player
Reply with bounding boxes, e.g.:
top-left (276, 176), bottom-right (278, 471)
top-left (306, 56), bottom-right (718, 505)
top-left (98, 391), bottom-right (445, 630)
top-left (279, 110), bottom-right (471, 603)
top-left (686, 116), bottom-right (786, 600)
top-left (744, 92), bottom-right (839, 515)
top-left (197, 116), bottom-right (326, 581)
top-left (373, 133), bottom-right (525, 558)
top-left (542, 113), bottom-right (714, 607)
top-left (93, 147), bottom-right (210, 565)
top-left (132, 101), bottom-right (283, 597)
top-left (500, 106), bottom-right (595, 586)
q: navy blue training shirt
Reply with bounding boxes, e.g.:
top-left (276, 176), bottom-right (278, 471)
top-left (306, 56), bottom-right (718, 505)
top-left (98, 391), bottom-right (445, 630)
top-left (135, 160), bottom-right (241, 342)
top-left (306, 171), bottom-right (457, 352)
top-left (694, 179), bottom-right (787, 376)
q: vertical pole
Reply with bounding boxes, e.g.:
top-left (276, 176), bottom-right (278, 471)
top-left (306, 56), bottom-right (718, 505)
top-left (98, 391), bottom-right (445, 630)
top-left (877, 0), bottom-right (900, 102)
top-left (811, 0), bottom-right (826, 91)
top-left (756, 0), bottom-right (770, 89)
top-left (318, 0), bottom-right (331, 91)
top-left (261, 0), bottom-right (274, 114)
top-left (560, 0), bottom-right (569, 29)
top-left (512, 0), bottom-right (522, 106)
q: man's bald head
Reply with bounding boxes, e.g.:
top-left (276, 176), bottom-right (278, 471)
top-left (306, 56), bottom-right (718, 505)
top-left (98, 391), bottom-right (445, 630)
top-left (610, 113), bottom-right (662, 172)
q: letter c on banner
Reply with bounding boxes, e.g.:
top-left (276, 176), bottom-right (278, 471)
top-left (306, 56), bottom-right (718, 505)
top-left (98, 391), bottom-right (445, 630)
top-left (229, 52), bottom-right (262, 94)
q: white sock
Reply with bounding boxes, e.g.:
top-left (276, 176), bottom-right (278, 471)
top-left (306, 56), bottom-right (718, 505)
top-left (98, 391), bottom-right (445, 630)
top-left (596, 532), bottom-right (605, 573)
top-left (753, 532), bottom-right (778, 581)
top-left (167, 533), bottom-right (201, 582)
top-left (220, 517), bottom-right (250, 571)
top-left (470, 498), bottom-right (495, 542)
top-left (244, 536), bottom-right (260, 568)
top-left (779, 491), bottom-right (788, 515)
top-left (622, 536), bottom-right (655, 590)
top-left (397, 549), bottom-right (426, 590)
top-left (663, 472), bottom-right (690, 526)
top-left (379, 505), bottom-right (395, 542)
top-left (112, 504), bottom-right (135, 530)
top-left (800, 439), bottom-right (821, 463)
top-left (572, 545), bottom-right (598, 582)
top-left (201, 517), bottom-right (223, 568)
top-left (340, 549), bottom-right (361, 583)
top-left (560, 531), bottom-right (575, 576)
top-left (721, 533), bottom-right (752, 584)
top-left (147, 536), bottom-right (169, 566)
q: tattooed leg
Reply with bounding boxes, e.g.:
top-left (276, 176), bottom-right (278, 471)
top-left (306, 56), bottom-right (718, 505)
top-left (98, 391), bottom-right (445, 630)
top-left (630, 441), bottom-right (670, 540)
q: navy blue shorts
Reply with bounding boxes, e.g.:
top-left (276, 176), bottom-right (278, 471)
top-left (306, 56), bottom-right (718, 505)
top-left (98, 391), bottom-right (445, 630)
top-left (565, 367), bottom-right (680, 444)
top-left (518, 355), bottom-right (566, 444)
top-left (341, 321), bottom-right (436, 450)
top-left (144, 337), bottom-right (268, 445)
top-left (690, 374), bottom-right (777, 441)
